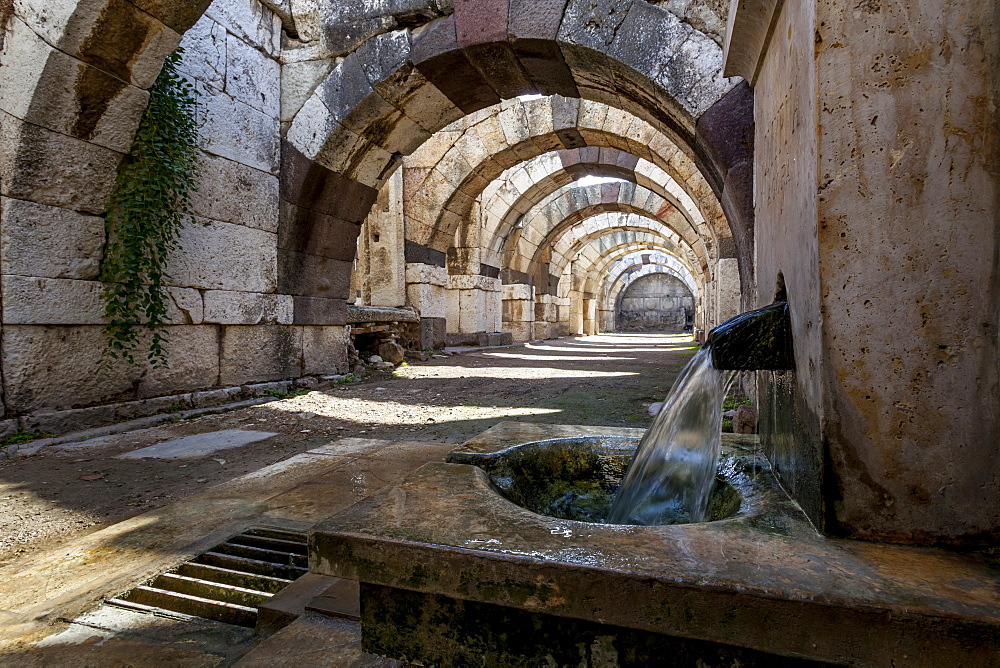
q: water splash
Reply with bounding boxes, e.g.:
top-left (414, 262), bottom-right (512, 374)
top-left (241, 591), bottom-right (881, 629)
top-left (609, 348), bottom-right (738, 525)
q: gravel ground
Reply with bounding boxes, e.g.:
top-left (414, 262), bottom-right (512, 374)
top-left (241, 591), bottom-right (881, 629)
top-left (0, 333), bottom-right (700, 567)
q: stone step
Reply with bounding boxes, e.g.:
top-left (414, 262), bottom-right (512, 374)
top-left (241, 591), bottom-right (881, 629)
top-left (173, 562), bottom-right (294, 595)
top-left (194, 551), bottom-right (308, 580)
top-left (255, 572), bottom-right (360, 637)
top-left (151, 573), bottom-right (272, 608)
top-left (227, 534), bottom-right (309, 556)
top-left (212, 542), bottom-right (310, 568)
top-left (113, 586), bottom-right (258, 627)
top-left (243, 526), bottom-right (310, 544)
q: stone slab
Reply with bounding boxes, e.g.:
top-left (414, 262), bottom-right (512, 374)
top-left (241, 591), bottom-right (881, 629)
top-left (116, 430), bottom-right (279, 459)
top-left (233, 613), bottom-right (402, 667)
top-left (310, 429), bottom-right (1000, 667)
top-left (256, 572), bottom-right (355, 637)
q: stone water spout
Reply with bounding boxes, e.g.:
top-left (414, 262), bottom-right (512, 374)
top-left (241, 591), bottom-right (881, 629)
top-left (706, 301), bottom-right (793, 370)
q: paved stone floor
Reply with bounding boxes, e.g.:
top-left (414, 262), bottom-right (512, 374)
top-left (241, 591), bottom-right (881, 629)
top-left (0, 334), bottom-right (701, 666)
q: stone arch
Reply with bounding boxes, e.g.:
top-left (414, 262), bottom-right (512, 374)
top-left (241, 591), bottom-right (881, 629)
top-left (283, 2), bottom-right (754, 294)
top-left (400, 96), bottom-right (728, 256)
top-left (480, 147), bottom-right (709, 262)
top-left (613, 270), bottom-right (696, 333)
top-left (504, 183), bottom-right (705, 280)
top-left (0, 0), bottom-right (752, 419)
top-left (601, 252), bottom-right (699, 309)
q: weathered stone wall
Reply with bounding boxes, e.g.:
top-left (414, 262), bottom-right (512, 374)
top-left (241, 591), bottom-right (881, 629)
top-left (745, 0), bottom-right (1000, 544)
top-left (0, 0), bottom-right (350, 434)
top-left (812, 0), bottom-right (999, 544)
top-left (0, 0), bottom-right (745, 433)
top-left (616, 273), bottom-right (694, 332)
top-left (749, 0), bottom-right (825, 528)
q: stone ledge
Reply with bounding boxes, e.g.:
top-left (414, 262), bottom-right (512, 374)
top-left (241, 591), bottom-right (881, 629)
top-left (310, 425), bottom-right (998, 667)
top-left (345, 305), bottom-right (419, 324)
top-left (3, 377), bottom-right (353, 457)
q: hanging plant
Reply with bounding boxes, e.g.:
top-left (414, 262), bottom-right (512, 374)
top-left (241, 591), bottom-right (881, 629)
top-left (99, 49), bottom-right (199, 374)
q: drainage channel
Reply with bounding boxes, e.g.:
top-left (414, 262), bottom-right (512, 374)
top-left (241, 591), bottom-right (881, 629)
top-left (106, 527), bottom-right (309, 628)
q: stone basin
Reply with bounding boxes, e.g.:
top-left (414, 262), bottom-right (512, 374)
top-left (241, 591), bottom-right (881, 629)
top-left (447, 436), bottom-right (744, 524)
top-left (309, 423), bottom-right (1000, 666)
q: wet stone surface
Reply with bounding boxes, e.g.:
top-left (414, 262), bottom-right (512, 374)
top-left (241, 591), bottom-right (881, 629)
top-left (448, 436), bottom-right (743, 524)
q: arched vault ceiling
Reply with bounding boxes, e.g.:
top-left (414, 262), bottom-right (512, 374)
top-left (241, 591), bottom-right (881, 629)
top-left (554, 234), bottom-right (696, 297)
top-left (505, 184), bottom-right (707, 277)
top-left (479, 146), bottom-right (709, 260)
top-left (546, 216), bottom-right (701, 283)
top-left (603, 260), bottom-right (700, 310)
top-left (400, 96), bottom-right (728, 253)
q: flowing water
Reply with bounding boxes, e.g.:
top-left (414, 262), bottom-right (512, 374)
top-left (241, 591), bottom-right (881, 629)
top-left (609, 348), bottom-right (738, 525)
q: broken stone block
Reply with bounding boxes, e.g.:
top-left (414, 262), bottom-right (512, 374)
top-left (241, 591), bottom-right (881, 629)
top-left (734, 405), bottom-right (759, 434)
top-left (378, 341), bottom-right (405, 364)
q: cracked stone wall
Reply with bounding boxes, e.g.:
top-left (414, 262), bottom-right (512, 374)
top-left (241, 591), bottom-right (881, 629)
top-left (0, 0), bottom-right (744, 435)
top-left (752, 0), bottom-right (1000, 544)
top-left (617, 273), bottom-right (694, 332)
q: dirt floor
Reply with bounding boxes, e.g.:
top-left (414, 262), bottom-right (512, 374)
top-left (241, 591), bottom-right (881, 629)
top-left (0, 333), bottom-right (700, 568)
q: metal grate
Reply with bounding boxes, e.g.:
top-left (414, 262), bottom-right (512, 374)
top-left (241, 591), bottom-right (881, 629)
top-left (106, 527), bottom-right (308, 628)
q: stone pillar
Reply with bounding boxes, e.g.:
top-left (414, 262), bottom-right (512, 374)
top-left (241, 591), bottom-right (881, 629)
top-left (534, 294), bottom-right (558, 340)
top-left (714, 258), bottom-right (741, 325)
top-left (361, 169), bottom-right (406, 308)
top-left (727, 0), bottom-right (1000, 544)
top-left (445, 275), bottom-right (502, 334)
top-left (502, 283), bottom-right (536, 343)
top-left (405, 263), bottom-right (448, 349)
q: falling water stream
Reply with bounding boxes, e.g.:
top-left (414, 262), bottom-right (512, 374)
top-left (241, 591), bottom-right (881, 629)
top-left (609, 348), bottom-right (738, 525)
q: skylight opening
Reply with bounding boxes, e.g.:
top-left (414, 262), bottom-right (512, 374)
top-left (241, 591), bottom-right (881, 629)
top-left (573, 175), bottom-right (627, 187)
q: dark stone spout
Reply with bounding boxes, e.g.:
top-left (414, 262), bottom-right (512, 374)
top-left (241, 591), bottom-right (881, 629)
top-left (706, 301), bottom-right (793, 370)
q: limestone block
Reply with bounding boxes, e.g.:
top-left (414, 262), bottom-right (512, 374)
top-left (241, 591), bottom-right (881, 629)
top-left (445, 287), bottom-right (461, 332)
top-left (206, 0), bottom-right (282, 56)
top-left (1, 276), bottom-right (104, 324)
top-left (177, 14), bottom-right (228, 93)
top-left (0, 111), bottom-right (119, 214)
top-left (167, 218), bottom-right (278, 293)
top-left (278, 250), bottom-right (352, 299)
top-left (502, 283), bottom-right (534, 301)
top-left (502, 299), bottom-right (533, 323)
top-left (286, 94), bottom-right (340, 162)
top-left (190, 385), bottom-right (244, 408)
top-left (301, 325), bottom-right (349, 376)
top-left (225, 32), bottom-right (280, 116)
top-left (14, 0), bottom-right (182, 88)
top-left (446, 247), bottom-right (481, 275)
top-left (198, 86), bottom-right (280, 174)
top-left (458, 289), bottom-right (488, 333)
top-left (292, 296), bottom-right (348, 325)
top-left (220, 325), bottom-right (303, 385)
top-left (203, 291), bottom-right (293, 325)
top-left (448, 274), bottom-right (501, 292)
top-left (0, 275), bottom-right (209, 326)
top-left (0, 197), bottom-right (104, 279)
top-left (506, 321), bottom-right (534, 343)
top-left (558, 0), bottom-right (634, 51)
top-left (167, 288), bottom-right (205, 325)
top-left (281, 59), bottom-right (337, 125)
top-left (191, 153), bottom-right (279, 232)
top-left (576, 99), bottom-right (610, 132)
top-left (135, 327), bottom-right (222, 399)
top-left (523, 96), bottom-right (556, 139)
top-left (486, 297), bottom-right (502, 332)
top-left (405, 262), bottom-right (449, 286)
top-left (419, 316), bottom-right (447, 350)
top-left (0, 325), bottom-right (219, 412)
top-left (0, 16), bottom-right (148, 153)
top-left (406, 283), bottom-right (447, 318)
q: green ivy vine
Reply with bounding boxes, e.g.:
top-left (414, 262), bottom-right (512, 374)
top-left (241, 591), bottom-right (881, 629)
top-left (99, 49), bottom-right (199, 374)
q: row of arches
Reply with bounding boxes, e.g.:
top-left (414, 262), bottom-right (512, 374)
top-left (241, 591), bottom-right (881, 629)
top-left (0, 0), bottom-right (754, 417)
